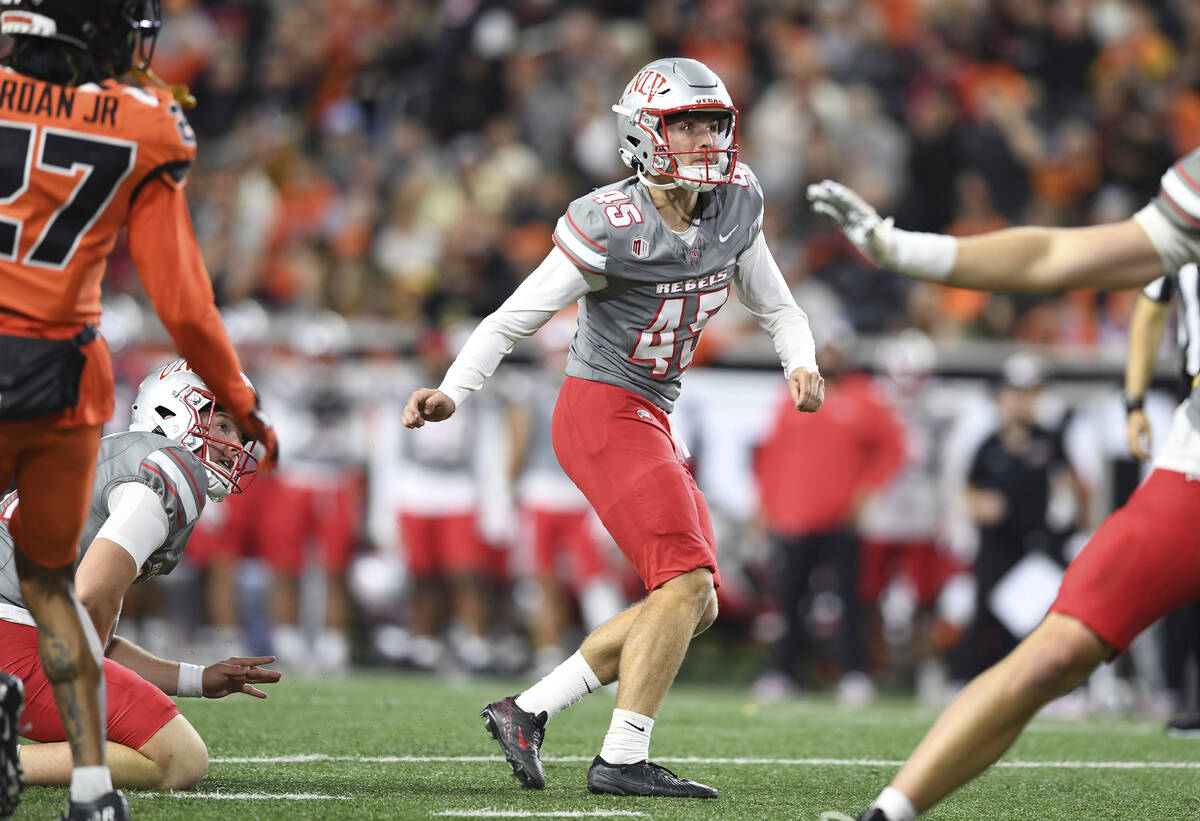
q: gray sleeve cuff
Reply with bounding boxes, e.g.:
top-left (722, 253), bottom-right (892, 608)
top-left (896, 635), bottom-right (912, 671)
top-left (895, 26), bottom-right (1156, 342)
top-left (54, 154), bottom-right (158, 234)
top-left (1133, 203), bottom-right (1196, 275)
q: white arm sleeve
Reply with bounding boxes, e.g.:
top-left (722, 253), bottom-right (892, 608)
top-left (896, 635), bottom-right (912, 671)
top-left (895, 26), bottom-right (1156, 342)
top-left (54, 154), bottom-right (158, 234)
top-left (1133, 203), bottom-right (1200, 275)
top-left (734, 231), bottom-right (818, 376)
top-left (93, 482), bottom-right (171, 569)
top-left (438, 246), bottom-right (604, 407)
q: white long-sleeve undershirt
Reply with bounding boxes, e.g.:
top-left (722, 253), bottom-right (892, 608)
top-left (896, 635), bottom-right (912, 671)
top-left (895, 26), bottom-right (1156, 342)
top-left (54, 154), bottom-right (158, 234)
top-left (437, 247), bottom-right (602, 407)
top-left (438, 234), bottom-right (817, 408)
top-left (733, 230), bottom-right (818, 378)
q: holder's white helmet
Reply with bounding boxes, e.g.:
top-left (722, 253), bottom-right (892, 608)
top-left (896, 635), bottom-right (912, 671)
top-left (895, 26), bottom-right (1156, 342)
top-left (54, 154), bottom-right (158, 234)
top-left (613, 57), bottom-right (739, 192)
top-left (129, 359), bottom-right (261, 501)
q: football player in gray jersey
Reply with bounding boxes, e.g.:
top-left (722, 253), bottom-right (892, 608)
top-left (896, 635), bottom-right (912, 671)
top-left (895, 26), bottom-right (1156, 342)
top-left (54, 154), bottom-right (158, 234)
top-left (405, 57), bottom-right (824, 798)
top-left (809, 151), bottom-right (1200, 821)
top-left (0, 361), bottom-right (280, 793)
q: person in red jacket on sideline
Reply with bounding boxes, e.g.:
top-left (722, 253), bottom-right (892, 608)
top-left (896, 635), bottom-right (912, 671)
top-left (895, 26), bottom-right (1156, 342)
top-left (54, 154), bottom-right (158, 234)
top-left (752, 319), bottom-right (906, 705)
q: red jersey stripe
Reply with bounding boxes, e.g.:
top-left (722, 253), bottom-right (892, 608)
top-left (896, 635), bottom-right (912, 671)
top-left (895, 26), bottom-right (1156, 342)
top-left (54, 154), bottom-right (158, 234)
top-left (1175, 162), bottom-right (1200, 197)
top-left (567, 210), bottom-right (606, 252)
top-left (164, 447), bottom-right (203, 510)
top-left (141, 462), bottom-right (184, 528)
top-left (1160, 187), bottom-right (1200, 228)
top-left (553, 235), bottom-right (606, 275)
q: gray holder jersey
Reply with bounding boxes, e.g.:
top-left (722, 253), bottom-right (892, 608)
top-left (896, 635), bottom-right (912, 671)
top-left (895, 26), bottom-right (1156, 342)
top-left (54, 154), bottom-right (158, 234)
top-left (0, 430), bottom-right (207, 615)
top-left (553, 163), bottom-right (766, 412)
top-left (1149, 147), bottom-right (1200, 427)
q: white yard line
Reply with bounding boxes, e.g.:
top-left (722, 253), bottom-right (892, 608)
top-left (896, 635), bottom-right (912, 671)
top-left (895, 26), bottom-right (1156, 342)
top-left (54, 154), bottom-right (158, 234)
top-left (142, 791), bottom-right (351, 800)
top-left (433, 811), bottom-right (648, 818)
top-left (209, 754), bottom-right (1200, 769)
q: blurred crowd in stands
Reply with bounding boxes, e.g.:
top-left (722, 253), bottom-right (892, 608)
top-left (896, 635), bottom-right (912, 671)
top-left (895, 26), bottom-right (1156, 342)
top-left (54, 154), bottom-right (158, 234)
top-left (87, 0), bottom-right (1200, 347)
top-left (28, 0), bottom-right (1200, 718)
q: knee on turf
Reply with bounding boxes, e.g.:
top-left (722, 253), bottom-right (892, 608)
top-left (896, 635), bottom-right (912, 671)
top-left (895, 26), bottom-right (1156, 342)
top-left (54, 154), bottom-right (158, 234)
top-left (145, 716), bottom-right (209, 790)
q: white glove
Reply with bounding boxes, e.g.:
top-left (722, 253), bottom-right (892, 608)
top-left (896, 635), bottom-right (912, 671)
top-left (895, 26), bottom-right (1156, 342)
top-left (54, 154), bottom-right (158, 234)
top-left (807, 180), bottom-right (896, 265)
top-left (807, 179), bottom-right (956, 280)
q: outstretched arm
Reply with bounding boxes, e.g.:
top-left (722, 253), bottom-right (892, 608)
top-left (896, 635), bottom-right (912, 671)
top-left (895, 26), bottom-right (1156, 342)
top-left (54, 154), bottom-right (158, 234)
top-left (127, 182), bottom-right (278, 468)
top-left (951, 220), bottom-right (1163, 292)
top-left (106, 638), bottom-right (281, 699)
top-left (128, 182), bottom-right (256, 420)
top-left (807, 180), bottom-right (1167, 292)
top-left (73, 480), bottom-right (282, 698)
top-left (404, 247), bottom-right (601, 428)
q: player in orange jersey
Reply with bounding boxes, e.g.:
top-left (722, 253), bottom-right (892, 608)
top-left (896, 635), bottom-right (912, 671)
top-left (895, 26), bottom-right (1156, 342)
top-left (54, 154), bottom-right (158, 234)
top-left (0, 3), bottom-right (278, 819)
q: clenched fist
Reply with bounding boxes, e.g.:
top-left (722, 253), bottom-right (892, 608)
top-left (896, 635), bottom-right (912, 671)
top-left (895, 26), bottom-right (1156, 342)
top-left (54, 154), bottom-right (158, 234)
top-left (789, 367), bottom-right (824, 413)
top-left (403, 388), bottom-right (456, 428)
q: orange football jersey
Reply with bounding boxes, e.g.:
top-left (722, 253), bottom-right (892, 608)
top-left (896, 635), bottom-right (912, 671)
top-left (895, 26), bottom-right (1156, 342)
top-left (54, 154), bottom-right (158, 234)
top-left (0, 66), bottom-right (196, 324)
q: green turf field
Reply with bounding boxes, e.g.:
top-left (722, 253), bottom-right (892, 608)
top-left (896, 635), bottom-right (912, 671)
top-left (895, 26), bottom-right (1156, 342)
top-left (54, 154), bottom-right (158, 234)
top-left (13, 672), bottom-right (1199, 820)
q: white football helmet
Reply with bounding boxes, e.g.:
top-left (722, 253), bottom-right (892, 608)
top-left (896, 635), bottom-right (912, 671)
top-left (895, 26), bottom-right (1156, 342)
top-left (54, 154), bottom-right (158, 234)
top-left (613, 57), bottom-right (739, 192)
top-left (130, 359), bottom-right (261, 501)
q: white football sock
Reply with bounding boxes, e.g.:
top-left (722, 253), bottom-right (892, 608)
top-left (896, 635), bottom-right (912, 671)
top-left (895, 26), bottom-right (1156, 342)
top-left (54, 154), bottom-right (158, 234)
top-left (873, 786), bottom-right (917, 821)
top-left (598, 708), bottom-right (654, 765)
top-left (69, 765), bottom-right (113, 803)
top-left (516, 650), bottom-right (601, 720)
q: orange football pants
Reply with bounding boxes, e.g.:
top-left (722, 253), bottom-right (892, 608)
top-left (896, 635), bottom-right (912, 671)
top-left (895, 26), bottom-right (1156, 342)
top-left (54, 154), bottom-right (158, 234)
top-left (0, 420), bottom-right (102, 569)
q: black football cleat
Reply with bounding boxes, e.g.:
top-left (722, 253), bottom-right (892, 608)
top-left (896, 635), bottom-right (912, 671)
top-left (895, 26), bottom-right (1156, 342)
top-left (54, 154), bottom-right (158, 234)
top-left (587, 755), bottom-right (718, 798)
top-left (59, 789), bottom-right (130, 821)
top-left (857, 809), bottom-right (889, 821)
top-left (0, 672), bottom-right (23, 821)
top-left (481, 695), bottom-right (548, 789)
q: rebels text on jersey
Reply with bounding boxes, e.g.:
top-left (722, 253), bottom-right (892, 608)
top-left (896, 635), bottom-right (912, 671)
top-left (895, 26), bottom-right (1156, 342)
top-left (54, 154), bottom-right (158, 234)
top-left (0, 67), bottom-right (196, 324)
top-left (553, 164), bottom-right (765, 411)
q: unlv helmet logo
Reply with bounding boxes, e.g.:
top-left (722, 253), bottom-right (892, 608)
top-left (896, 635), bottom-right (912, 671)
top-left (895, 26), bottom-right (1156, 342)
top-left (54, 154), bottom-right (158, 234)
top-left (631, 236), bottom-right (649, 258)
top-left (158, 360), bottom-right (195, 380)
top-left (626, 70), bottom-right (668, 103)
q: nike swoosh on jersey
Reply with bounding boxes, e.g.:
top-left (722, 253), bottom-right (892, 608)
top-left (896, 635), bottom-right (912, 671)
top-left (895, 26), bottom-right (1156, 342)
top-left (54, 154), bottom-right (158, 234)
top-left (718, 225), bottom-right (739, 242)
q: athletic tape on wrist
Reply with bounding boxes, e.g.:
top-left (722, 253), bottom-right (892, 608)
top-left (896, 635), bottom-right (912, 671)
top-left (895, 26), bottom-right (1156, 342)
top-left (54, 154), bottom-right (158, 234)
top-left (177, 662), bottom-right (204, 698)
top-left (890, 228), bottom-right (957, 281)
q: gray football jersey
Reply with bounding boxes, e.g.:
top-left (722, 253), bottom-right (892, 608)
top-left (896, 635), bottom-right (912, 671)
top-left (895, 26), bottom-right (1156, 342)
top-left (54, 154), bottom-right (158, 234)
top-left (553, 163), bottom-right (766, 411)
top-left (0, 431), bottom-right (207, 615)
top-left (1148, 148), bottom-right (1200, 428)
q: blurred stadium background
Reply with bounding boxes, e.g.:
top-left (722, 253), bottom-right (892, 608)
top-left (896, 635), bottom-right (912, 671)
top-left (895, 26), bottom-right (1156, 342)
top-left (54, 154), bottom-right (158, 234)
top-left (30, 0), bottom-right (1200, 722)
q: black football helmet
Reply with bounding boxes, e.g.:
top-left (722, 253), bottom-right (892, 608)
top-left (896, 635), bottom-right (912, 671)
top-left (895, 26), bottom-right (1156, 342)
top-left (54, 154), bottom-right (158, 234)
top-left (0, 0), bottom-right (162, 76)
